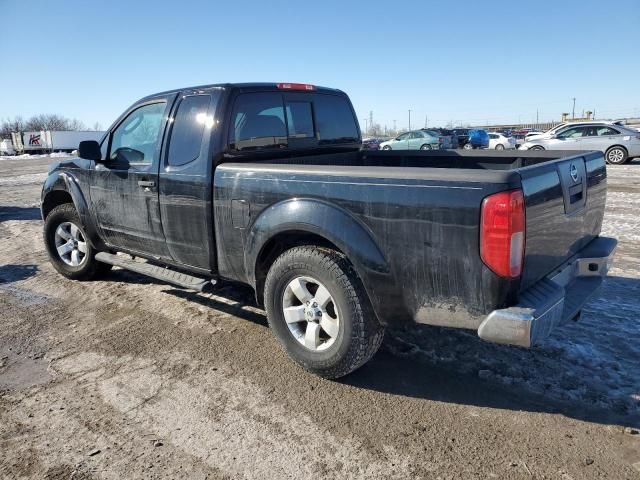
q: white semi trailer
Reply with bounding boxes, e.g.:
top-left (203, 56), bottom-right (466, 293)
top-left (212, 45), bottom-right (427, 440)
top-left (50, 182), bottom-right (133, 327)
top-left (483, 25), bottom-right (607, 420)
top-left (10, 130), bottom-right (105, 154)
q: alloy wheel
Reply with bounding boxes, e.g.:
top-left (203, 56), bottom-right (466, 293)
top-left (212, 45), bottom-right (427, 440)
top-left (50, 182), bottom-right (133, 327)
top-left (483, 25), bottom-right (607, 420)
top-left (54, 221), bottom-right (87, 267)
top-left (282, 276), bottom-right (340, 351)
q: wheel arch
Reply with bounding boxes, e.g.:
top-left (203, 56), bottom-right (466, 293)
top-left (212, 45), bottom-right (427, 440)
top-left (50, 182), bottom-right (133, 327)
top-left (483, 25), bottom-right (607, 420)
top-left (41, 172), bottom-right (104, 250)
top-left (246, 198), bottom-right (406, 325)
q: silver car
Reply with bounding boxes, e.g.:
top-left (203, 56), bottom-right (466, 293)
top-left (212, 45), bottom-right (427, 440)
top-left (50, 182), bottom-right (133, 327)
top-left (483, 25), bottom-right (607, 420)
top-left (520, 123), bottom-right (640, 164)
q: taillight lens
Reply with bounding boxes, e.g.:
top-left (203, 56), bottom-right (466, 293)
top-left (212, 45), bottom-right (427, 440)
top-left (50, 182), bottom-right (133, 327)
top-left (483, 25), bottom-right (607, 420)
top-left (480, 190), bottom-right (525, 278)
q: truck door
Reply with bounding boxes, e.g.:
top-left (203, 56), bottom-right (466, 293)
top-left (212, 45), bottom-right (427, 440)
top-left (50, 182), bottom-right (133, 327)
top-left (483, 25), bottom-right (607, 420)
top-left (158, 91), bottom-right (220, 271)
top-left (90, 96), bottom-right (174, 258)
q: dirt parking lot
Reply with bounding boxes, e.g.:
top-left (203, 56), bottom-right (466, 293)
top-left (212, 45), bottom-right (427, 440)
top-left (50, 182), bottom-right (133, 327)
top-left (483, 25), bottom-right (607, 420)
top-left (1, 155), bottom-right (639, 479)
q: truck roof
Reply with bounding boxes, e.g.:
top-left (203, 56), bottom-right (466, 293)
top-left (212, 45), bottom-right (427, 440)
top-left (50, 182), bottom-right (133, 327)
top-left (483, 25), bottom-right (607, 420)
top-left (141, 82), bottom-right (345, 101)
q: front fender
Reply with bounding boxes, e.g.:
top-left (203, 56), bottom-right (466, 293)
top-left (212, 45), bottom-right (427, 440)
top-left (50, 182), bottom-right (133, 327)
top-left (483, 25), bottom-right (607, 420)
top-left (41, 171), bottom-right (104, 249)
top-left (245, 198), bottom-right (409, 325)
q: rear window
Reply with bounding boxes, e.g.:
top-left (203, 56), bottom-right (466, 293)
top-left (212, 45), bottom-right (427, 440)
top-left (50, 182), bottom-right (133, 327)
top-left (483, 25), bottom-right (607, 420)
top-left (229, 91), bottom-right (358, 151)
top-left (313, 95), bottom-right (359, 145)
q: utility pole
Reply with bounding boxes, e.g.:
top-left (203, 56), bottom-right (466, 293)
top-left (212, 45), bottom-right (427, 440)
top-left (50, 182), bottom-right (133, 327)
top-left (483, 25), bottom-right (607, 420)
top-left (424, 115), bottom-right (428, 128)
top-left (408, 109), bottom-right (412, 131)
top-left (369, 111), bottom-right (374, 134)
top-left (536, 109), bottom-right (539, 124)
top-left (393, 119), bottom-right (396, 132)
top-left (572, 98), bottom-right (576, 119)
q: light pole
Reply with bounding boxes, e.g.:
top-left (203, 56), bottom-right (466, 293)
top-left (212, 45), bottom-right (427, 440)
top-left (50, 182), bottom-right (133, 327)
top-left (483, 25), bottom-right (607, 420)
top-left (572, 98), bottom-right (576, 119)
top-left (408, 109), bottom-right (412, 131)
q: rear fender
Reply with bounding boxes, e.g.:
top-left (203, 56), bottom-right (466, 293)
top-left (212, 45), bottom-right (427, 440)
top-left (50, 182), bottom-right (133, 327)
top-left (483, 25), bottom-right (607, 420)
top-left (245, 198), bottom-right (409, 326)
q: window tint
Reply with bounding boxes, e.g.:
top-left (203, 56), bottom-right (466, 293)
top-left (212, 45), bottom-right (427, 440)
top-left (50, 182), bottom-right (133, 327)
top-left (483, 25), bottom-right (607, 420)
top-left (285, 102), bottom-right (314, 138)
top-left (597, 127), bottom-right (619, 136)
top-left (397, 133), bottom-right (410, 141)
top-left (110, 102), bottom-right (166, 165)
top-left (489, 134), bottom-right (498, 139)
top-left (557, 126), bottom-right (586, 138)
top-left (313, 95), bottom-right (359, 145)
top-left (167, 95), bottom-right (211, 166)
top-left (230, 93), bottom-right (287, 151)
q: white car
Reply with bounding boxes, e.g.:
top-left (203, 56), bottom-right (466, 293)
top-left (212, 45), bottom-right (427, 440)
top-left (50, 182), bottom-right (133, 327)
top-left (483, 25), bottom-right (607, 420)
top-left (526, 120), bottom-right (624, 143)
top-left (488, 132), bottom-right (516, 150)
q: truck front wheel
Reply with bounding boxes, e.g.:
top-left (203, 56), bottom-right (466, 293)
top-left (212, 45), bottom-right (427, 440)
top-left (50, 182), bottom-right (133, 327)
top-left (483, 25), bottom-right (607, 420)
top-left (44, 203), bottom-right (111, 280)
top-left (264, 246), bottom-right (384, 379)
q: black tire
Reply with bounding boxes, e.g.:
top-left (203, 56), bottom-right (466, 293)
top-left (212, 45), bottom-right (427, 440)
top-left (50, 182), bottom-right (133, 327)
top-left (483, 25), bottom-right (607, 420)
top-left (420, 144), bottom-right (431, 150)
top-left (264, 246), bottom-right (384, 379)
top-left (382, 145), bottom-right (391, 151)
top-left (43, 203), bottom-right (111, 280)
top-left (463, 143), bottom-right (473, 150)
top-left (495, 144), bottom-right (505, 150)
top-left (530, 145), bottom-right (545, 151)
top-left (605, 146), bottom-right (628, 165)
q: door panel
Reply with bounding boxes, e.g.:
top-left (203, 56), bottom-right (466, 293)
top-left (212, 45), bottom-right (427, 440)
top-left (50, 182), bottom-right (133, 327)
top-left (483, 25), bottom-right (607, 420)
top-left (159, 90), bottom-right (221, 271)
top-left (90, 98), bottom-right (174, 257)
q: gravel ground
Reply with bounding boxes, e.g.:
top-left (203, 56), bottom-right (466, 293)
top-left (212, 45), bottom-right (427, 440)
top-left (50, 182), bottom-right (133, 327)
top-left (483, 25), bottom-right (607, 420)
top-left (1, 154), bottom-right (639, 479)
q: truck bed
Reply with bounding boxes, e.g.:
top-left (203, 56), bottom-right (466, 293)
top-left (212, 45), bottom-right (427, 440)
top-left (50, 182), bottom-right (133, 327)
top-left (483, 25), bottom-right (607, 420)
top-left (215, 149), bottom-right (607, 330)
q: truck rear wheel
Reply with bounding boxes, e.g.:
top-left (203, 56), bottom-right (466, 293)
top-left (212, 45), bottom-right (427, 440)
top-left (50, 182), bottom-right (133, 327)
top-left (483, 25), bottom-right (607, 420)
top-left (44, 203), bottom-right (111, 280)
top-left (264, 246), bottom-right (384, 379)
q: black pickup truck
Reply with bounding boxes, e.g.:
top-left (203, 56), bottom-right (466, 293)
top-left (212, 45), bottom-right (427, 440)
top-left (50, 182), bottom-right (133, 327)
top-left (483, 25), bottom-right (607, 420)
top-left (41, 82), bottom-right (616, 378)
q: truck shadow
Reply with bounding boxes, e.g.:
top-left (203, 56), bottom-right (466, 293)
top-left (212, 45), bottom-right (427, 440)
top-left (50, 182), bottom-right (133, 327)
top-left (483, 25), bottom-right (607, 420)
top-left (346, 274), bottom-right (640, 428)
top-left (0, 206), bottom-right (41, 222)
top-left (105, 268), bottom-right (640, 428)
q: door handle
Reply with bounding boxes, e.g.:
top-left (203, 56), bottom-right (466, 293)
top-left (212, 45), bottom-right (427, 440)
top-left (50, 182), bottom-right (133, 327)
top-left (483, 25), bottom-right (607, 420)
top-left (137, 180), bottom-right (156, 188)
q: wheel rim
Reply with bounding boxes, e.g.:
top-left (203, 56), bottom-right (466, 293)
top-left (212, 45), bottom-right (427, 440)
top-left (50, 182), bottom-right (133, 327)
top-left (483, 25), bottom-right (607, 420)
top-left (282, 276), bottom-right (340, 352)
top-left (54, 221), bottom-right (87, 267)
top-left (608, 148), bottom-right (624, 163)
top-left (383, 146), bottom-right (391, 150)
top-left (496, 144), bottom-right (504, 150)
top-left (421, 144), bottom-right (431, 150)
top-left (463, 143), bottom-right (472, 150)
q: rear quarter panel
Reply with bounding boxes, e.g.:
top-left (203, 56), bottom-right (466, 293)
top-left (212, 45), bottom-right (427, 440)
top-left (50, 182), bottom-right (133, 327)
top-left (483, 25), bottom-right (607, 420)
top-left (214, 163), bottom-right (521, 326)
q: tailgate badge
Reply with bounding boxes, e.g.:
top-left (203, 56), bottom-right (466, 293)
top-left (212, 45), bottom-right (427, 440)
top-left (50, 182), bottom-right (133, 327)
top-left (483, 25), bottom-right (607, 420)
top-left (570, 163), bottom-right (579, 182)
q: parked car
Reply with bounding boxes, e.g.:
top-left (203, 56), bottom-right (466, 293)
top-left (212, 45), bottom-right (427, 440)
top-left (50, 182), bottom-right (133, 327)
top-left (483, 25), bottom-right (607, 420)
top-left (520, 123), bottom-right (640, 164)
top-left (41, 82), bottom-right (616, 379)
top-left (379, 129), bottom-right (441, 150)
top-left (488, 132), bottom-right (516, 150)
top-left (425, 128), bottom-right (456, 149)
top-left (463, 129), bottom-right (490, 149)
top-left (361, 137), bottom-right (381, 150)
top-left (452, 128), bottom-right (471, 148)
top-left (525, 121), bottom-right (625, 142)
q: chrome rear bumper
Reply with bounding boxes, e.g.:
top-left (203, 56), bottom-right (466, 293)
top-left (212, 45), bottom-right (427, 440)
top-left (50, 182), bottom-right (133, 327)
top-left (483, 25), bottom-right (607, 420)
top-left (477, 237), bottom-right (617, 348)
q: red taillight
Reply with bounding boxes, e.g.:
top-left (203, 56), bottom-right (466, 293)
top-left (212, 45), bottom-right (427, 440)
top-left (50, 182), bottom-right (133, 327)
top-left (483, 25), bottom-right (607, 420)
top-left (276, 83), bottom-right (316, 91)
top-left (480, 189), bottom-right (525, 278)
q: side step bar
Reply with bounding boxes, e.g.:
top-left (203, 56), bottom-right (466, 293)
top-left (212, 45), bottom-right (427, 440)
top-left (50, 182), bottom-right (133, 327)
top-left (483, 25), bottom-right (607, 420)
top-left (95, 252), bottom-right (215, 292)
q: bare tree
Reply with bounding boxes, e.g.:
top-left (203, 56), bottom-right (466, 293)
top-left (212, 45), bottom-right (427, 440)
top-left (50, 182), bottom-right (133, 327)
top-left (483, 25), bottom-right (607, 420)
top-left (0, 116), bottom-right (26, 138)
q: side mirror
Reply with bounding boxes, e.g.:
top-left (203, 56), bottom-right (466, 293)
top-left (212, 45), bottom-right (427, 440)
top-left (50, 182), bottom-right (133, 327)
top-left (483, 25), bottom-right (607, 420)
top-left (78, 140), bottom-right (101, 161)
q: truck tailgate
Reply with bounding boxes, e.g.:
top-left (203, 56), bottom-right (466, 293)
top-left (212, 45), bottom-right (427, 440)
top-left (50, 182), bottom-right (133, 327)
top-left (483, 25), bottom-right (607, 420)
top-left (519, 151), bottom-right (607, 290)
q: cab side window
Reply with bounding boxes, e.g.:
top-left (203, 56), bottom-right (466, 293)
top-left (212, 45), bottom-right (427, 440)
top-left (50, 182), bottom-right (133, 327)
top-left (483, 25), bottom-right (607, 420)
top-left (230, 93), bottom-right (287, 151)
top-left (167, 95), bottom-right (211, 166)
top-left (109, 102), bottom-right (166, 165)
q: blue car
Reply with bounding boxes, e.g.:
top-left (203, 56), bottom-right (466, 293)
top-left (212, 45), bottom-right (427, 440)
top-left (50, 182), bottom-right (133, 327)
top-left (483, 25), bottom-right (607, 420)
top-left (463, 129), bottom-right (490, 149)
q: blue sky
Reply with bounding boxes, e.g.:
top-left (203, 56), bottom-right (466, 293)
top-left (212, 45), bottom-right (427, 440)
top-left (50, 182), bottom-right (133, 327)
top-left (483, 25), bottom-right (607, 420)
top-left (1, 0), bottom-right (638, 131)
